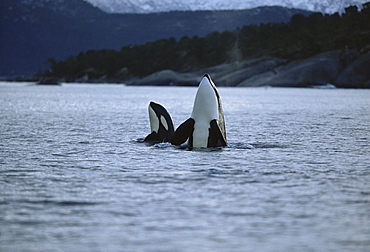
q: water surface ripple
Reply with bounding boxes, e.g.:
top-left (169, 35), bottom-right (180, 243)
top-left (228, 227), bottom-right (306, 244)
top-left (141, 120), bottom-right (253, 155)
top-left (1, 83), bottom-right (369, 251)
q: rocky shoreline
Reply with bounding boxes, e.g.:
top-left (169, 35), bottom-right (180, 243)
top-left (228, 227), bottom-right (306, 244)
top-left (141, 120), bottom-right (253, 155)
top-left (3, 49), bottom-right (369, 88)
top-left (127, 50), bottom-right (370, 88)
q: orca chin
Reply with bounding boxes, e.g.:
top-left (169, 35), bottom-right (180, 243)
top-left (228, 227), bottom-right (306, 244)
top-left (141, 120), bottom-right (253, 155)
top-left (144, 101), bottom-right (174, 143)
top-left (171, 74), bottom-right (227, 148)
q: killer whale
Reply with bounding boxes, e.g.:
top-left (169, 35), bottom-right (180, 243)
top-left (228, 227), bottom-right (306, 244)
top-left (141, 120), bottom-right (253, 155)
top-left (144, 101), bottom-right (174, 143)
top-left (171, 74), bottom-right (227, 148)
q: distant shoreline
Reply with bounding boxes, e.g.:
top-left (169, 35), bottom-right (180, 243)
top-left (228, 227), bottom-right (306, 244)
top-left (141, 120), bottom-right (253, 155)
top-left (3, 49), bottom-right (369, 89)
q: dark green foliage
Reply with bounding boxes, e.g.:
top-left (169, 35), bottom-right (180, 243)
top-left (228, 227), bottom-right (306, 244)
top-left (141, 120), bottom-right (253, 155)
top-left (46, 5), bottom-right (370, 80)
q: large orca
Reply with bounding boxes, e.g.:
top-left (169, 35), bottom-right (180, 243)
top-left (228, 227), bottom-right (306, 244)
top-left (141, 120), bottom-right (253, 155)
top-left (144, 101), bottom-right (174, 143)
top-left (171, 74), bottom-right (227, 148)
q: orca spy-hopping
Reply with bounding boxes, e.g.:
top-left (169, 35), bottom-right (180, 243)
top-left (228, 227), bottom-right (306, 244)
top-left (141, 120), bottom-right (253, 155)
top-left (144, 101), bottom-right (174, 143)
top-left (171, 74), bottom-right (227, 148)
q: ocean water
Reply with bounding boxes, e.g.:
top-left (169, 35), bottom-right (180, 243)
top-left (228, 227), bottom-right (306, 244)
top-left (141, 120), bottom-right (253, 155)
top-left (0, 82), bottom-right (369, 252)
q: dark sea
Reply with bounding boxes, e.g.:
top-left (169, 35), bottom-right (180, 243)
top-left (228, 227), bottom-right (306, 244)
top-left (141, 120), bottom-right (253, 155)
top-left (1, 82), bottom-right (369, 252)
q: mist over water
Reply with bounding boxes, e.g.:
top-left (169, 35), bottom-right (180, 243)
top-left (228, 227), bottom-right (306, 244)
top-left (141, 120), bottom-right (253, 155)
top-left (1, 82), bottom-right (369, 251)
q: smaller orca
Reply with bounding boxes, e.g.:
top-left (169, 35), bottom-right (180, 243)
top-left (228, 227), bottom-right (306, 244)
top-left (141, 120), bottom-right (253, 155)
top-left (144, 101), bottom-right (174, 143)
top-left (171, 74), bottom-right (227, 148)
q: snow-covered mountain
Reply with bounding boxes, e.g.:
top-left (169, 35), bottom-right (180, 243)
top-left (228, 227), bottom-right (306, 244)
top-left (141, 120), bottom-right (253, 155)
top-left (84, 0), bottom-right (367, 14)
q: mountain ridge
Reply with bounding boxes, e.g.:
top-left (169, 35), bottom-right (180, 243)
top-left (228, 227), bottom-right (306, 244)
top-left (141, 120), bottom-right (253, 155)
top-left (0, 0), bottom-right (311, 76)
top-left (85, 0), bottom-right (367, 14)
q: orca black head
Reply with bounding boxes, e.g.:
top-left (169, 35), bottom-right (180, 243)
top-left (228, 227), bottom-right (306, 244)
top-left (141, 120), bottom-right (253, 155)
top-left (144, 101), bottom-right (174, 143)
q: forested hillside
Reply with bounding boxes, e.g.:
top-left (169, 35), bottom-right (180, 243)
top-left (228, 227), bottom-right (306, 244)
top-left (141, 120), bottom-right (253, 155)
top-left (45, 4), bottom-right (370, 81)
top-left (1, 0), bottom-right (309, 76)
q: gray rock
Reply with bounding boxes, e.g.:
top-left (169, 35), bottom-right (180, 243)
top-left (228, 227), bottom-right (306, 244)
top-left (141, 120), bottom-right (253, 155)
top-left (212, 57), bottom-right (285, 86)
top-left (128, 57), bottom-right (286, 86)
top-left (128, 50), bottom-right (368, 88)
top-left (128, 69), bottom-right (199, 86)
top-left (75, 74), bottom-right (89, 83)
top-left (239, 51), bottom-right (345, 87)
top-left (333, 52), bottom-right (370, 88)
